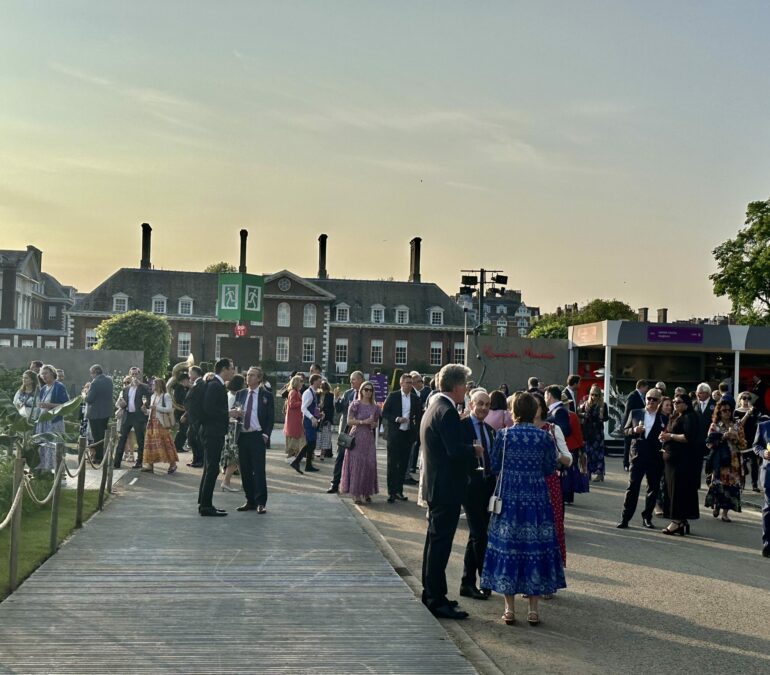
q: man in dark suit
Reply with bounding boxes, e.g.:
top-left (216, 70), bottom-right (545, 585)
top-left (693, 382), bottom-right (717, 459)
top-left (183, 366), bottom-right (205, 468)
top-left (752, 420), bottom-right (770, 557)
top-left (563, 374), bottom-right (581, 412)
top-left (622, 380), bottom-right (650, 471)
top-left (421, 364), bottom-right (482, 620)
top-left (327, 370), bottom-right (364, 494)
top-left (84, 364), bottom-right (113, 462)
top-left (234, 366), bottom-right (275, 513)
top-left (405, 371), bottom-right (431, 482)
top-left (617, 388), bottom-right (665, 529)
top-left (382, 373), bottom-right (422, 503)
top-left (459, 390), bottom-right (497, 601)
top-left (114, 370), bottom-right (151, 469)
top-left (544, 385), bottom-right (572, 439)
top-left (198, 358), bottom-right (236, 517)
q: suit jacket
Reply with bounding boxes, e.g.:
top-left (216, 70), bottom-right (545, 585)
top-left (547, 402), bottom-right (571, 439)
top-left (623, 390), bottom-right (646, 427)
top-left (414, 386), bottom-right (431, 410)
top-left (201, 377), bottom-right (229, 437)
top-left (420, 395), bottom-right (475, 506)
top-left (121, 383), bottom-right (151, 424)
top-left (753, 419), bottom-right (770, 487)
top-left (336, 387), bottom-right (357, 432)
top-left (624, 409), bottom-right (665, 458)
top-left (85, 374), bottom-right (113, 420)
top-left (692, 399), bottom-right (717, 447)
top-left (235, 386), bottom-right (275, 443)
top-left (184, 378), bottom-right (205, 427)
top-left (460, 416), bottom-right (496, 478)
top-left (563, 387), bottom-right (578, 413)
top-left (382, 390), bottom-right (422, 441)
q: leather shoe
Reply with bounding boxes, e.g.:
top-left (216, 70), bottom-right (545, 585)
top-left (403, 477), bottom-right (418, 486)
top-left (236, 503), bottom-right (257, 512)
top-left (459, 585), bottom-right (487, 600)
top-left (289, 460), bottom-right (304, 475)
top-left (132, 461), bottom-right (142, 469)
top-left (762, 548), bottom-right (770, 558)
top-left (326, 486), bottom-right (339, 494)
top-left (387, 495), bottom-right (396, 503)
top-left (396, 494), bottom-right (408, 501)
top-left (199, 507), bottom-right (227, 517)
top-left (480, 588), bottom-right (492, 598)
top-left (616, 521), bottom-right (629, 529)
top-left (305, 465), bottom-right (320, 473)
top-left (431, 604), bottom-right (468, 620)
top-left (641, 517), bottom-right (655, 529)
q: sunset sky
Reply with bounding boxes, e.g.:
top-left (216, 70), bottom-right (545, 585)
top-left (3, 1), bottom-right (770, 320)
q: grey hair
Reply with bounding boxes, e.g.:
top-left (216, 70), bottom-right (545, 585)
top-left (90, 364), bottom-right (104, 375)
top-left (470, 389), bottom-right (490, 403)
top-left (469, 387), bottom-right (487, 398)
top-left (696, 382), bottom-right (712, 394)
top-left (350, 370), bottom-right (364, 381)
top-left (437, 364), bottom-right (471, 393)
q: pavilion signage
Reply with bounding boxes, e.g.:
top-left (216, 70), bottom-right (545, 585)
top-left (647, 325), bottom-right (703, 344)
top-left (217, 273), bottom-right (264, 323)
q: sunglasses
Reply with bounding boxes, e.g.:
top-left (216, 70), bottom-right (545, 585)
top-left (646, 397), bottom-right (661, 402)
top-left (740, 396), bottom-right (750, 400)
top-left (361, 388), bottom-right (373, 393)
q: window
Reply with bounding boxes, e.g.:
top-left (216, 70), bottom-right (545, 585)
top-left (0, 339), bottom-right (11, 348)
top-left (395, 306), bottom-right (409, 324)
top-left (497, 325), bottom-right (507, 337)
top-left (454, 342), bottom-right (465, 365)
top-left (44, 340), bottom-right (58, 349)
top-left (335, 338), bottom-right (348, 371)
top-left (277, 302), bottom-right (291, 327)
top-left (335, 304), bottom-right (350, 322)
top-left (276, 337), bottom-right (289, 362)
top-left (215, 334), bottom-right (228, 360)
top-left (178, 297), bottom-right (193, 315)
top-left (303, 303), bottom-right (317, 328)
top-left (152, 295), bottom-right (167, 314)
top-left (370, 339), bottom-right (383, 365)
top-left (395, 340), bottom-right (408, 366)
top-left (48, 306), bottom-right (57, 320)
top-left (177, 332), bottom-right (192, 358)
top-left (429, 309), bottom-right (444, 326)
top-left (371, 304), bottom-right (385, 324)
top-left (302, 337), bottom-right (316, 363)
top-left (429, 341), bottom-right (443, 367)
top-left (21, 339), bottom-right (34, 348)
top-left (85, 328), bottom-right (98, 349)
top-left (112, 293), bottom-right (128, 313)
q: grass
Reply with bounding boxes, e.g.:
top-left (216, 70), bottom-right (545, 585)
top-left (0, 488), bottom-right (101, 600)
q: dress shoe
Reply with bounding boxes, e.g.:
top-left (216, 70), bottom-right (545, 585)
top-left (305, 465), bottom-right (320, 473)
top-left (387, 495), bottom-right (396, 503)
top-left (132, 461), bottom-right (142, 469)
top-left (448, 600), bottom-right (459, 608)
top-left (616, 520), bottom-right (629, 529)
top-left (236, 503), bottom-right (257, 512)
top-left (762, 548), bottom-right (770, 558)
top-left (403, 477), bottom-right (418, 486)
top-left (459, 585), bottom-right (487, 600)
top-left (326, 486), bottom-right (339, 494)
top-left (187, 462), bottom-right (203, 468)
top-left (396, 494), bottom-right (408, 501)
top-left (431, 604), bottom-right (468, 620)
top-left (289, 460), bottom-right (304, 475)
top-left (199, 507), bottom-right (227, 517)
top-left (641, 517), bottom-right (655, 529)
top-left (480, 588), bottom-right (492, 598)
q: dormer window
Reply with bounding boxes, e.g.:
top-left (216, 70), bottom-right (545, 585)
top-left (395, 306), bottom-right (409, 325)
top-left (178, 296), bottom-right (193, 315)
top-left (335, 303), bottom-right (350, 323)
top-left (152, 295), bottom-right (167, 314)
top-left (429, 308), bottom-right (444, 326)
top-left (371, 304), bottom-right (385, 324)
top-left (113, 293), bottom-right (128, 313)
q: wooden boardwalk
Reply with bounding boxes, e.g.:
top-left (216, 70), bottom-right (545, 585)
top-left (0, 486), bottom-right (476, 674)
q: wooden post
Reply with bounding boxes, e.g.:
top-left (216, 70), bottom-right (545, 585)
top-left (106, 423), bottom-right (115, 494)
top-left (75, 436), bottom-right (86, 528)
top-left (8, 446), bottom-right (26, 592)
top-left (49, 443), bottom-right (64, 554)
top-left (97, 430), bottom-right (110, 511)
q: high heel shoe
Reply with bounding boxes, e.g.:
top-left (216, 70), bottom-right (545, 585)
top-left (221, 484), bottom-right (239, 492)
top-left (721, 514), bottom-right (732, 522)
top-left (662, 523), bottom-right (686, 536)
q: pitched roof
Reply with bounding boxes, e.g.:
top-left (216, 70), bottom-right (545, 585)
top-left (0, 250), bottom-right (29, 267)
top-left (40, 273), bottom-right (72, 301)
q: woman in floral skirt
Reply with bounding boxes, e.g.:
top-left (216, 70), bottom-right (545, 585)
top-left (142, 379), bottom-right (179, 475)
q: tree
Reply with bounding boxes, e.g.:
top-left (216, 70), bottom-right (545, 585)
top-left (529, 299), bottom-right (636, 339)
top-left (710, 198), bottom-right (770, 325)
top-left (203, 261), bottom-right (236, 274)
top-left (94, 311), bottom-right (172, 377)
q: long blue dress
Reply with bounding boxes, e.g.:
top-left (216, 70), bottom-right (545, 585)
top-left (481, 423), bottom-right (567, 596)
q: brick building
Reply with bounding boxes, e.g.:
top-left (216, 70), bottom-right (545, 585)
top-left (455, 288), bottom-right (540, 337)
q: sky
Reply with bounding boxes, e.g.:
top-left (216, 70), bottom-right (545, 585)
top-left (2, 1), bottom-right (770, 320)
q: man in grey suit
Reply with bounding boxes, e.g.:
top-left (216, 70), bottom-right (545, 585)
top-left (84, 364), bottom-right (113, 462)
top-left (327, 370), bottom-right (364, 494)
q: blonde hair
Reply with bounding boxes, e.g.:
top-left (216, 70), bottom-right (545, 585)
top-left (290, 375), bottom-right (303, 391)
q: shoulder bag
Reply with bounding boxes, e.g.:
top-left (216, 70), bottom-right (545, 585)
top-left (488, 431), bottom-right (506, 514)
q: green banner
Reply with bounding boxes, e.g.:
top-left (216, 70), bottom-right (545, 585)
top-left (217, 273), bottom-right (264, 323)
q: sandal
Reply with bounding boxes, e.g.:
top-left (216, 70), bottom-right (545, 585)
top-left (527, 611), bottom-right (540, 626)
top-left (167, 465), bottom-right (177, 475)
top-left (501, 610), bottom-right (515, 625)
top-left (354, 499), bottom-right (364, 505)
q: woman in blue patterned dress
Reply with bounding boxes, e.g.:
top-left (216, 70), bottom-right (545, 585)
top-left (481, 391), bottom-right (566, 626)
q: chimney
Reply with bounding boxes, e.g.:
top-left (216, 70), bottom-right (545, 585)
top-left (239, 229), bottom-right (248, 274)
top-left (657, 308), bottom-right (668, 323)
top-left (140, 223), bottom-right (152, 270)
top-left (409, 237), bottom-right (422, 283)
top-left (638, 307), bottom-right (649, 322)
top-left (317, 234), bottom-right (328, 279)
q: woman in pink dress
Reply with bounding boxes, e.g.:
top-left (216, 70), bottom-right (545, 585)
top-left (340, 382), bottom-right (380, 504)
top-left (486, 390), bottom-right (513, 432)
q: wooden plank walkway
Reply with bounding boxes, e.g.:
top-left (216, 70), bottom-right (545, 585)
top-left (0, 487), bottom-right (476, 674)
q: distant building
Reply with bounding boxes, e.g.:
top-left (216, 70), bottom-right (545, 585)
top-left (0, 245), bottom-right (75, 349)
top-left (455, 288), bottom-right (539, 337)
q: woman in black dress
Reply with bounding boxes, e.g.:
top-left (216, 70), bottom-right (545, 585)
top-left (660, 395), bottom-right (699, 535)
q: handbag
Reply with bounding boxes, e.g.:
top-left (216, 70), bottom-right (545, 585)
top-left (488, 432), bottom-right (506, 514)
top-left (338, 431), bottom-right (356, 450)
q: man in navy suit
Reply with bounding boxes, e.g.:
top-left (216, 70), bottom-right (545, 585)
top-left (544, 385), bottom-right (572, 440)
top-left (421, 364), bottom-right (482, 620)
top-left (234, 366), bottom-right (275, 513)
top-left (382, 373), bottom-right (422, 503)
top-left (753, 419), bottom-right (770, 557)
top-left (622, 380), bottom-right (650, 471)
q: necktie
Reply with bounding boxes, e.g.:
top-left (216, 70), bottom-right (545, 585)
top-left (244, 391), bottom-right (254, 430)
top-left (477, 421), bottom-right (487, 468)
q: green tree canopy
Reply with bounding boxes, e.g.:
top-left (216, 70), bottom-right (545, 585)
top-left (710, 198), bottom-right (770, 325)
top-left (529, 299), bottom-right (636, 339)
top-left (94, 310), bottom-right (172, 377)
top-left (203, 261), bottom-right (236, 274)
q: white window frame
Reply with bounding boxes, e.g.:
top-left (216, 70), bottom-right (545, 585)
top-left (302, 337), bottom-right (316, 364)
top-left (44, 340), bottom-right (58, 349)
top-left (0, 338), bottom-right (11, 348)
top-left (335, 338), bottom-right (349, 372)
top-left (335, 303), bottom-right (350, 323)
top-left (152, 295), bottom-right (167, 314)
top-left (48, 305), bottom-right (57, 320)
top-left (395, 339), bottom-right (408, 366)
top-left (303, 303), bottom-right (317, 328)
top-left (112, 293), bottom-right (128, 313)
top-left (370, 339), bottom-right (383, 365)
top-left (276, 336), bottom-right (290, 362)
top-left (497, 325), bottom-right (507, 337)
top-left (178, 296), bottom-right (193, 316)
top-left (21, 339), bottom-right (34, 348)
top-left (395, 305), bottom-right (409, 325)
top-left (177, 331), bottom-right (192, 358)
top-left (215, 333), bottom-right (228, 360)
top-left (429, 308), bottom-right (444, 326)
top-left (277, 302), bottom-right (291, 327)
top-left (85, 328), bottom-right (98, 349)
top-left (371, 304), bottom-right (385, 324)
top-left (453, 342), bottom-right (465, 365)
top-left (429, 341), bottom-right (443, 367)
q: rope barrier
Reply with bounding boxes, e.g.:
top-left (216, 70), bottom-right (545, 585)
top-left (22, 460), bottom-right (66, 507)
top-left (0, 481), bottom-right (25, 532)
top-left (63, 451), bottom-right (89, 479)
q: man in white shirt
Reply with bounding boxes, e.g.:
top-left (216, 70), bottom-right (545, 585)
top-left (563, 374), bottom-right (581, 412)
top-left (382, 373), bottom-right (422, 503)
top-left (292, 373), bottom-right (322, 473)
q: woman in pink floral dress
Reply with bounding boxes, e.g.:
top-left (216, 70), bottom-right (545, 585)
top-left (340, 383), bottom-right (380, 504)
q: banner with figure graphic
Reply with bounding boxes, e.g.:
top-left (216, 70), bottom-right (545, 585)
top-left (217, 273), bottom-right (264, 323)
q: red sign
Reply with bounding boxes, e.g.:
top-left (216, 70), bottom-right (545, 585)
top-left (482, 345), bottom-right (555, 360)
top-left (234, 324), bottom-right (248, 337)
